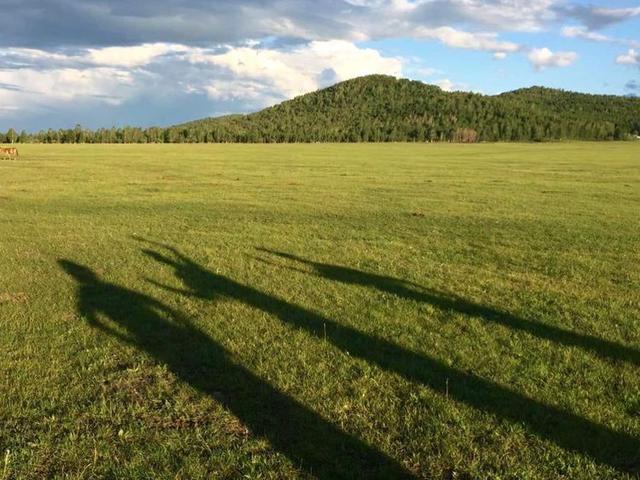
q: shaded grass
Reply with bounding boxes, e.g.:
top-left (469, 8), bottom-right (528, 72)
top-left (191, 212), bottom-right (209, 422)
top-left (1, 143), bottom-right (639, 479)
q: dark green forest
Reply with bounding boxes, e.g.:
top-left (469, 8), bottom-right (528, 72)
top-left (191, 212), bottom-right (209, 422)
top-left (4, 75), bottom-right (640, 144)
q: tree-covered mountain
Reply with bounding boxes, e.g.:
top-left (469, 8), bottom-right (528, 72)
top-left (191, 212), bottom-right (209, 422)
top-left (9, 75), bottom-right (640, 143)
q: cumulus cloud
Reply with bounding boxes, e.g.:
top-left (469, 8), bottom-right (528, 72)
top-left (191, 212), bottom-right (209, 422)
top-left (528, 47), bottom-right (578, 70)
top-left (433, 78), bottom-right (468, 91)
top-left (561, 25), bottom-right (640, 48)
top-left (0, 0), bottom-right (556, 49)
top-left (185, 40), bottom-right (402, 103)
top-left (617, 49), bottom-right (640, 66)
top-left (0, 0), bottom-right (363, 48)
top-left (561, 26), bottom-right (610, 42)
top-left (559, 5), bottom-right (640, 30)
top-left (418, 0), bottom-right (558, 32)
top-left (0, 1), bottom-right (634, 57)
top-left (0, 40), bottom-right (403, 124)
top-left (86, 43), bottom-right (191, 67)
top-left (583, 6), bottom-right (640, 29)
top-left (414, 26), bottom-right (520, 54)
top-left (0, 65), bottom-right (134, 114)
top-left (0, 66), bottom-right (135, 131)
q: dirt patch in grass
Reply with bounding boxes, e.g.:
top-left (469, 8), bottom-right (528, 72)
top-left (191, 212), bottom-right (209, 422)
top-left (0, 292), bottom-right (28, 304)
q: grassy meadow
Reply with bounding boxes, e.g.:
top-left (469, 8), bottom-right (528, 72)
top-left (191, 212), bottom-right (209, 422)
top-left (1, 142), bottom-right (639, 479)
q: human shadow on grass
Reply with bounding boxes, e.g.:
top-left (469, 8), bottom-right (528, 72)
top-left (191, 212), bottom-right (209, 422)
top-left (141, 243), bottom-right (639, 474)
top-left (258, 248), bottom-right (640, 368)
top-left (58, 259), bottom-right (415, 479)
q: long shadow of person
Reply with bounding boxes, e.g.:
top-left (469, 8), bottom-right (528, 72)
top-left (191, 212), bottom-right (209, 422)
top-left (257, 248), bottom-right (640, 367)
top-left (141, 244), bottom-right (639, 474)
top-left (58, 259), bottom-right (415, 479)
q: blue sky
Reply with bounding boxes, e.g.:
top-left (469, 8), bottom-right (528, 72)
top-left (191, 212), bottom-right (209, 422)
top-left (0, 0), bottom-right (638, 131)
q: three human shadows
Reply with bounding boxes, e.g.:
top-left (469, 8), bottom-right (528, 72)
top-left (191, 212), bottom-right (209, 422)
top-left (59, 242), bottom-right (640, 477)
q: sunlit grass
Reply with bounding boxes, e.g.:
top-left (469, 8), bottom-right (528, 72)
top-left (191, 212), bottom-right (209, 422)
top-left (1, 143), bottom-right (639, 479)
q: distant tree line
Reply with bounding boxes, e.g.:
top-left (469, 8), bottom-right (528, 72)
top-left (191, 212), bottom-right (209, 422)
top-left (3, 76), bottom-right (640, 144)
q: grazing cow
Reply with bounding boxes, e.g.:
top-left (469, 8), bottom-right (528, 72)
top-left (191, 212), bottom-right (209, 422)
top-left (0, 147), bottom-right (19, 159)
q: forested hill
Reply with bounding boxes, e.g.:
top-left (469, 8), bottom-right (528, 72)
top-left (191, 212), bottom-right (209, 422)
top-left (13, 75), bottom-right (640, 143)
top-left (174, 76), bottom-right (640, 142)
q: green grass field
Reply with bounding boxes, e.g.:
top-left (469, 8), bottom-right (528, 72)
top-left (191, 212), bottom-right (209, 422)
top-left (1, 143), bottom-right (639, 479)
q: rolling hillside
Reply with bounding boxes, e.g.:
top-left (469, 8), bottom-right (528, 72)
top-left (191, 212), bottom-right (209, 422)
top-left (171, 75), bottom-right (640, 143)
top-left (20, 75), bottom-right (640, 143)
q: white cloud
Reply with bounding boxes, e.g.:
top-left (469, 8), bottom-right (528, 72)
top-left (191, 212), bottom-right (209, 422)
top-left (561, 26), bottom-right (610, 42)
top-left (1, 0), bottom-right (565, 51)
top-left (528, 47), bottom-right (578, 70)
top-left (616, 49), bottom-right (639, 66)
top-left (86, 43), bottom-right (190, 67)
top-left (493, 52), bottom-right (507, 60)
top-left (590, 6), bottom-right (640, 23)
top-left (434, 79), bottom-right (455, 91)
top-left (445, 0), bottom-right (559, 32)
top-left (561, 4), bottom-right (640, 30)
top-left (433, 78), bottom-right (467, 92)
top-left (561, 25), bottom-right (640, 48)
top-left (183, 40), bottom-right (402, 103)
top-left (0, 41), bottom-right (403, 117)
top-left (414, 26), bottom-right (520, 54)
top-left (0, 67), bottom-right (133, 109)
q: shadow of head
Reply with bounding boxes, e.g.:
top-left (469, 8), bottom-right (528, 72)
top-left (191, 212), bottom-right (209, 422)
top-left (58, 259), bottom-right (98, 284)
top-left (255, 247), bottom-right (423, 292)
top-left (142, 249), bottom-right (175, 266)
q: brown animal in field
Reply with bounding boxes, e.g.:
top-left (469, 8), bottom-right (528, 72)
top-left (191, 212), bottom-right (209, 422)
top-left (0, 147), bottom-right (19, 159)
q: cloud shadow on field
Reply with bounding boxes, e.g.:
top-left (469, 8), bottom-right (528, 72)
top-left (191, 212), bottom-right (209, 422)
top-left (257, 248), bottom-right (640, 368)
top-left (58, 258), bottom-right (415, 480)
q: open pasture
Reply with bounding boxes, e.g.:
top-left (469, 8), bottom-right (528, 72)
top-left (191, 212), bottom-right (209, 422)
top-left (1, 143), bottom-right (639, 479)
